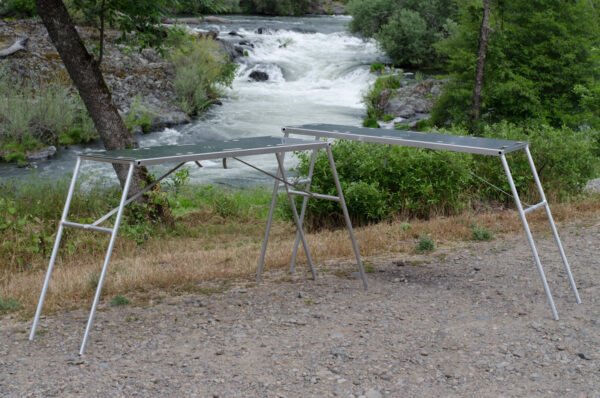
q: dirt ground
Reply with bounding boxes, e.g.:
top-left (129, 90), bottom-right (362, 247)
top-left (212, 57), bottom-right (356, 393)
top-left (1, 220), bottom-right (599, 397)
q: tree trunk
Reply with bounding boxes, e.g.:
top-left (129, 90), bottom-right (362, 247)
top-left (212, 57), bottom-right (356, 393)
top-left (34, 0), bottom-right (170, 221)
top-left (470, 0), bottom-right (492, 126)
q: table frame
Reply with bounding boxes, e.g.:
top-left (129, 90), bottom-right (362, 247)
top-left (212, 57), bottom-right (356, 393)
top-left (29, 137), bottom-right (367, 355)
top-left (277, 124), bottom-right (582, 320)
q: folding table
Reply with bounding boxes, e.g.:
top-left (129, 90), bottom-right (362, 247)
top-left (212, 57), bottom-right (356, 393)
top-left (29, 136), bottom-right (367, 355)
top-left (273, 123), bottom-right (581, 320)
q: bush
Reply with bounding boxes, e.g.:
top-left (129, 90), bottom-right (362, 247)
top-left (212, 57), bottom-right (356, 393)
top-left (293, 122), bottom-right (599, 228)
top-left (363, 74), bottom-right (403, 120)
top-left (239, 0), bottom-right (310, 15)
top-left (416, 233), bottom-right (435, 253)
top-left (0, 0), bottom-right (36, 17)
top-left (0, 68), bottom-right (97, 162)
top-left (172, 38), bottom-right (237, 116)
top-left (347, 0), bottom-right (457, 68)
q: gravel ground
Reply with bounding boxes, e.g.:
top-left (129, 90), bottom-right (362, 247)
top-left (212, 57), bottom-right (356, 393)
top-left (1, 221), bottom-right (599, 397)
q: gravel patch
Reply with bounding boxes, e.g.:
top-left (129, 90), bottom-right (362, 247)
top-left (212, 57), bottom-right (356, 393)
top-left (1, 221), bottom-right (599, 397)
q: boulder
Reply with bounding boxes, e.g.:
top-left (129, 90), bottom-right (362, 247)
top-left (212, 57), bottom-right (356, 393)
top-left (26, 146), bottom-right (57, 162)
top-left (383, 79), bottom-right (446, 120)
top-left (249, 70), bottom-right (269, 82)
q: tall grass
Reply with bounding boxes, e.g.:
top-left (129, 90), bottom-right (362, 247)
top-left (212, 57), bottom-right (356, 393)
top-left (0, 67), bottom-right (97, 161)
top-left (172, 38), bottom-right (237, 116)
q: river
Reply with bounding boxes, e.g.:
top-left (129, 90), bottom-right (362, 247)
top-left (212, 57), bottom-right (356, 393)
top-left (0, 15), bottom-right (386, 188)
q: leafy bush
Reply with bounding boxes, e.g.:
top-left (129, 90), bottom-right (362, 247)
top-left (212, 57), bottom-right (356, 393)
top-left (347, 0), bottom-right (457, 67)
top-left (239, 0), bottom-right (310, 15)
top-left (172, 38), bottom-right (237, 116)
top-left (0, 0), bottom-right (36, 17)
top-left (0, 68), bottom-right (97, 162)
top-left (0, 297), bottom-right (21, 314)
top-left (471, 224), bottom-right (493, 241)
top-left (363, 74), bottom-right (403, 120)
top-left (294, 122), bottom-right (599, 228)
top-left (416, 233), bottom-right (435, 253)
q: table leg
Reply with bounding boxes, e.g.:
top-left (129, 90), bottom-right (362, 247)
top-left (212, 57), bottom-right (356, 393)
top-left (290, 147), bottom-right (318, 273)
top-left (256, 155), bottom-right (282, 284)
top-left (525, 147), bottom-right (581, 304)
top-left (501, 154), bottom-right (559, 320)
top-left (325, 146), bottom-right (368, 290)
top-left (79, 163), bottom-right (135, 355)
top-left (275, 153), bottom-right (317, 280)
top-left (30, 158), bottom-right (82, 341)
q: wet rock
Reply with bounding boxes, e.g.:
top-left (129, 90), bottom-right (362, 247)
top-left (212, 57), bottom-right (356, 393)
top-left (382, 79), bottom-right (446, 120)
top-left (249, 70), bottom-right (269, 82)
top-left (26, 146), bottom-right (56, 161)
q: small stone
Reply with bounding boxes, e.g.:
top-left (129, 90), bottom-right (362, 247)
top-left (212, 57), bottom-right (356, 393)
top-left (215, 349), bottom-right (225, 356)
top-left (577, 352), bottom-right (591, 360)
top-left (364, 389), bottom-right (382, 398)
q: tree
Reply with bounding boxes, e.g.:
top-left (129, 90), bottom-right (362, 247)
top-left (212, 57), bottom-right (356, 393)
top-left (432, 0), bottom-right (600, 128)
top-left (346, 0), bottom-right (458, 68)
top-left (33, 0), bottom-right (221, 219)
top-left (470, 0), bottom-right (491, 126)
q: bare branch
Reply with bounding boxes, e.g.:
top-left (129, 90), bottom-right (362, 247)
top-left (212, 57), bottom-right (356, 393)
top-left (0, 36), bottom-right (29, 58)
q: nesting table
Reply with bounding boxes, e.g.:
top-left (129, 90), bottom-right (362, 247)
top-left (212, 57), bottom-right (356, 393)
top-left (274, 124), bottom-right (582, 320)
top-left (29, 136), bottom-right (367, 355)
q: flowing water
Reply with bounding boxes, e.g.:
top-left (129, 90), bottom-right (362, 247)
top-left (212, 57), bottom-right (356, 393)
top-left (0, 15), bottom-right (386, 187)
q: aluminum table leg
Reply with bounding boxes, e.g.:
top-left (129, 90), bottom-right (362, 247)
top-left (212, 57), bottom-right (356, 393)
top-left (290, 147), bottom-right (318, 273)
top-left (80, 163), bottom-right (135, 355)
top-left (525, 147), bottom-right (581, 304)
top-left (275, 153), bottom-right (317, 280)
top-left (256, 156), bottom-right (282, 283)
top-left (501, 154), bottom-right (559, 320)
top-left (326, 146), bottom-right (368, 290)
top-left (30, 158), bottom-right (82, 341)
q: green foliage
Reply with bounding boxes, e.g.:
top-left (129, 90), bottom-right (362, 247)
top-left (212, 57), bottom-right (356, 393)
top-left (110, 295), bottom-right (130, 306)
top-left (294, 122), bottom-right (599, 228)
top-left (239, 0), bottom-right (310, 15)
top-left (471, 224), bottom-right (493, 241)
top-left (0, 0), bottom-right (36, 17)
top-left (433, 0), bottom-right (600, 128)
top-left (0, 297), bottom-right (21, 314)
top-left (347, 0), bottom-right (457, 67)
top-left (172, 38), bottom-right (237, 116)
top-left (370, 62), bottom-right (385, 74)
top-left (416, 233), bottom-right (435, 253)
top-left (124, 95), bottom-right (155, 133)
top-left (363, 118), bottom-right (380, 128)
top-left (0, 67), bottom-right (97, 162)
top-left (363, 74), bottom-right (402, 120)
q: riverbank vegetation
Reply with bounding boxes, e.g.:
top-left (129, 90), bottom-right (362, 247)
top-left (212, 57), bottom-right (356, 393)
top-left (0, 67), bottom-right (97, 165)
top-left (0, 24), bottom-right (236, 164)
top-left (342, 0), bottom-right (600, 229)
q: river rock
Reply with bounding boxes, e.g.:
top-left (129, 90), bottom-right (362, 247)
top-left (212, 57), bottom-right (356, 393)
top-left (383, 79), bottom-right (446, 120)
top-left (249, 70), bottom-right (269, 82)
top-left (26, 146), bottom-right (56, 161)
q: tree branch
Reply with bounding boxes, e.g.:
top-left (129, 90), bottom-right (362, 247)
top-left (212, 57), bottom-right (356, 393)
top-left (0, 36), bottom-right (29, 58)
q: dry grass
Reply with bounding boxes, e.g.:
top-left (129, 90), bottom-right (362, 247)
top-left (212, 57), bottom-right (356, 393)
top-left (2, 197), bottom-right (600, 318)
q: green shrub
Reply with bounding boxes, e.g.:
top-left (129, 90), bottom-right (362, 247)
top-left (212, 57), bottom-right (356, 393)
top-left (239, 0), bottom-right (310, 15)
top-left (363, 74), bottom-right (403, 120)
top-left (293, 122), bottom-right (599, 228)
top-left (110, 295), bottom-right (130, 306)
top-left (0, 67), bottom-right (97, 161)
top-left (172, 38), bottom-right (237, 116)
top-left (363, 118), bottom-right (380, 128)
top-left (370, 62), bottom-right (386, 74)
top-left (471, 224), bottom-right (493, 241)
top-left (0, 0), bottom-right (36, 17)
top-left (0, 297), bottom-right (21, 314)
top-left (347, 0), bottom-right (457, 67)
top-left (416, 233), bottom-right (435, 253)
top-left (382, 114), bottom-right (395, 122)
